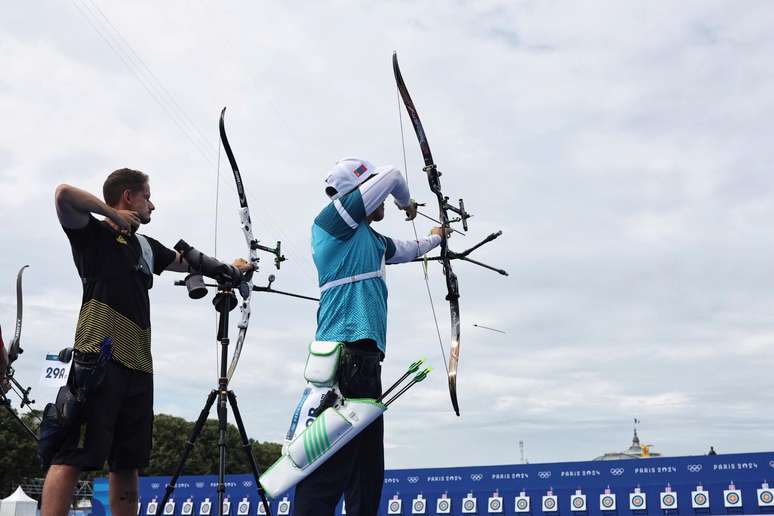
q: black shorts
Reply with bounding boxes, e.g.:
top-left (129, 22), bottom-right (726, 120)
top-left (51, 360), bottom-right (153, 472)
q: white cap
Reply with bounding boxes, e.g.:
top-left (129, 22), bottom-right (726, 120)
top-left (324, 157), bottom-right (380, 200)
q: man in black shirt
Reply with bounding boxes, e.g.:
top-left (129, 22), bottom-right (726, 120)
top-left (44, 168), bottom-right (248, 516)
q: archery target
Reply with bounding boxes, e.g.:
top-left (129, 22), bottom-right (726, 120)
top-left (600, 494), bottom-right (616, 511)
top-left (488, 496), bottom-right (503, 513)
top-left (181, 501), bottom-right (193, 516)
top-left (515, 495), bottom-right (530, 513)
top-left (571, 494), bottom-right (586, 512)
top-left (759, 488), bottom-right (774, 507)
top-left (462, 496), bottom-right (477, 513)
top-left (162, 501), bottom-right (174, 515)
top-left (691, 491), bottom-right (709, 509)
top-left (412, 496), bottom-right (427, 514)
top-left (387, 498), bottom-right (402, 514)
top-left (629, 492), bottom-right (646, 510)
top-left (146, 501), bottom-right (158, 516)
top-left (724, 489), bottom-right (742, 508)
top-left (436, 497), bottom-right (451, 514)
top-left (236, 500), bottom-right (249, 515)
top-left (660, 492), bottom-right (677, 510)
top-left (278, 499), bottom-right (291, 515)
top-left (199, 500), bottom-right (212, 516)
top-left (542, 495), bottom-right (558, 512)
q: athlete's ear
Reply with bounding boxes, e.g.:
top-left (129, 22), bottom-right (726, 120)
top-left (120, 188), bottom-right (135, 206)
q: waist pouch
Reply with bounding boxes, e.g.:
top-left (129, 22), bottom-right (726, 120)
top-left (37, 350), bottom-right (110, 466)
top-left (337, 345), bottom-right (383, 398)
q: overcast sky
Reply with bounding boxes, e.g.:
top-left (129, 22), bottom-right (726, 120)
top-left (2, 1), bottom-right (774, 469)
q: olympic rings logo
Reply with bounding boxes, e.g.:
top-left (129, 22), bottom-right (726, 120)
top-left (610, 468), bottom-right (624, 476)
top-left (470, 473), bottom-right (484, 481)
top-left (538, 471), bottom-right (552, 479)
top-left (407, 476), bottom-right (419, 484)
top-left (687, 464), bottom-right (702, 473)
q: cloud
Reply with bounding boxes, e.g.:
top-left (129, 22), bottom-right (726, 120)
top-left (2, 0), bottom-right (774, 469)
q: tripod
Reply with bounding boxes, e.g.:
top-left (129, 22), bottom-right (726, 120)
top-left (159, 283), bottom-right (272, 516)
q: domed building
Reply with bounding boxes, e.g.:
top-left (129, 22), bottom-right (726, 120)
top-left (593, 425), bottom-right (661, 460)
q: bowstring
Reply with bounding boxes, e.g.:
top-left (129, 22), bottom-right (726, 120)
top-left (395, 89), bottom-right (450, 379)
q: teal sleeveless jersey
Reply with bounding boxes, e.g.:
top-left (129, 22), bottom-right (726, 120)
top-left (312, 189), bottom-right (397, 352)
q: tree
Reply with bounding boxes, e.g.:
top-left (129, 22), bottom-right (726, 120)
top-left (143, 414), bottom-right (282, 476)
top-left (0, 409), bottom-right (281, 497)
top-left (0, 408), bottom-right (43, 497)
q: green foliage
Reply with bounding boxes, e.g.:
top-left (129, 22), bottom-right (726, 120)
top-left (143, 413), bottom-right (282, 476)
top-left (0, 407), bottom-right (43, 497)
top-left (0, 408), bottom-right (281, 497)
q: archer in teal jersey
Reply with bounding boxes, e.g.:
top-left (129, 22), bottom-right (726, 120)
top-left (294, 157), bottom-right (447, 516)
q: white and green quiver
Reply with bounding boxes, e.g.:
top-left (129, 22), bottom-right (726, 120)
top-left (259, 398), bottom-right (386, 498)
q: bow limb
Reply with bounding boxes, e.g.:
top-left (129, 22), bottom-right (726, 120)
top-left (218, 109), bottom-right (260, 383)
top-left (7, 265), bottom-right (29, 365)
top-left (393, 52), bottom-right (461, 416)
top-left (2, 265), bottom-right (39, 441)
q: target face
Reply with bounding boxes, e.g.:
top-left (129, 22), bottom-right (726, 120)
top-left (516, 498), bottom-right (529, 510)
top-left (631, 495), bottom-right (644, 507)
top-left (182, 502), bottom-right (193, 515)
top-left (662, 494), bottom-right (676, 507)
top-left (572, 497), bottom-right (585, 509)
top-left (601, 496), bottom-right (614, 508)
top-left (726, 492), bottom-right (740, 505)
top-left (693, 493), bottom-right (707, 506)
top-left (464, 499), bottom-right (475, 511)
top-left (489, 498), bottom-right (502, 510)
top-left (544, 497), bottom-right (557, 510)
top-left (438, 499), bottom-right (450, 512)
top-left (761, 491), bottom-right (774, 504)
top-left (147, 503), bottom-right (158, 515)
top-left (163, 504), bottom-right (174, 515)
top-left (389, 501), bottom-right (400, 512)
top-left (278, 501), bottom-right (290, 513)
top-left (413, 499), bottom-right (426, 512)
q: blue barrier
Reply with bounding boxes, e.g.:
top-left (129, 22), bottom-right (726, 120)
top-left (93, 450), bottom-right (774, 515)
